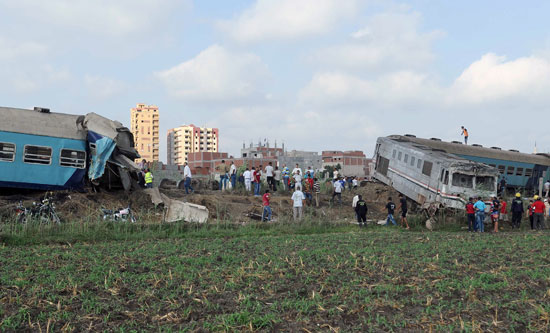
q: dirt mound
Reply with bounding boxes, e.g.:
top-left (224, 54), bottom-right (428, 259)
top-left (0, 181), bottom-right (401, 223)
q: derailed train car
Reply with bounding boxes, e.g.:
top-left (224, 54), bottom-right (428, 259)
top-left (373, 136), bottom-right (499, 210)
top-left (0, 106), bottom-right (140, 191)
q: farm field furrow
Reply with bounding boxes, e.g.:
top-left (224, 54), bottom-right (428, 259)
top-left (2, 230), bottom-right (550, 331)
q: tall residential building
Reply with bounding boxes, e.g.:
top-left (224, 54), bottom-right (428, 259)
top-left (130, 103), bottom-right (160, 162)
top-left (167, 125), bottom-right (219, 165)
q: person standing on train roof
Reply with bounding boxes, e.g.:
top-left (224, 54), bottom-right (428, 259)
top-left (473, 196), bottom-right (486, 232)
top-left (461, 126), bottom-right (469, 145)
top-left (511, 193), bottom-right (524, 229)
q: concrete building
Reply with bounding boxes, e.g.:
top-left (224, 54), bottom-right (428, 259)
top-left (240, 141), bottom-right (283, 159)
top-left (131, 103), bottom-right (160, 162)
top-left (278, 150), bottom-right (322, 172)
top-left (322, 150), bottom-right (371, 177)
top-left (167, 125), bottom-right (219, 165)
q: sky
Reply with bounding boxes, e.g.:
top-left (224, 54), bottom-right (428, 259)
top-left (2, 0), bottom-right (550, 162)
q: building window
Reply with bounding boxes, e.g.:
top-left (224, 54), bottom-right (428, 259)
top-left (0, 142), bottom-right (16, 162)
top-left (24, 145), bottom-right (52, 165)
top-left (59, 149), bottom-right (86, 169)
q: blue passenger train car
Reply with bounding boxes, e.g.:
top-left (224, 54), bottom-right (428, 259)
top-left (0, 107), bottom-right (87, 190)
top-left (388, 135), bottom-right (550, 190)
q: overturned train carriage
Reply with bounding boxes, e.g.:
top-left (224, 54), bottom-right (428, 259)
top-left (373, 136), bottom-right (499, 210)
top-left (0, 106), bottom-right (141, 191)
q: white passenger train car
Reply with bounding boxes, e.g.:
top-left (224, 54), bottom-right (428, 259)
top-left (373, 136), bottom-right (498, 209)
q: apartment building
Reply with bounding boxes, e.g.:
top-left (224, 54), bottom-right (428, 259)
top-left (167, 125), bottom-right (219, 165)
top-left (130, 103), bottom-right (159, 162)
top-left (322, 150), bottom-right (371, 177)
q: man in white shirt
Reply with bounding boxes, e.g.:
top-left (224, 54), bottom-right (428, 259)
top-left (332, 178), bottom-right (343, 205)
top-left (243, 167), bottom-right (252, 192)
top-left (291, 189), bottom-right (306, 221)
top-left (292, 164), bottom-right (302, 178)
top-left (183, 162), bottom-right (194, 194)
top-left (229, 161), bottom-right (237, 190)
top-left (333, 169), bottom-right (339, 180)
top-left (265, 162), bottom-right (274, 191)
top-left (293, 170), bottom-right (303, 191)
top-left (352, 194), bottom-right (360, 220)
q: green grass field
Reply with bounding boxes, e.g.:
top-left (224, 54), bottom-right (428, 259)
top-left (2, 225), bottom-right (550, 331)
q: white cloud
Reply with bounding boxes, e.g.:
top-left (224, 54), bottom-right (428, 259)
top-left (218, 0), bottom-right (360, 43)
top-left (155, 45), bottom-right (270, 102)
top-left (299, 71), bottom-right (440, 107)
top-left (84, 75), bottom-right (127, 100)
top-left (0, 37), bottom-right (47, 61)
top-left (312, 11), bottom-right (444, 71)
top-left (0, 0), bottom-right (187, 37)
top-left (449, 53), bottom-right (550, 104)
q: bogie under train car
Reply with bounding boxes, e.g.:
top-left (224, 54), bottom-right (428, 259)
top-left (373, 136), bottom-right (499, 209)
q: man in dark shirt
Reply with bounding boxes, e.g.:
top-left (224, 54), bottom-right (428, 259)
top-left (385, 197), bottom-right (397, 226)
top-left (511, 193), bottom-right (524, 229)
top-left (398, 194), bottom-right (410, 230)
top-left (491, 196), bottom-right (500, 232)
top-left (355, 195), bottom-right (368, 227)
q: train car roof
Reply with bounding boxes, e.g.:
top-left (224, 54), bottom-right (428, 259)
top-left (0, 106), bottom-right (86, 140)
top-left (379, 136), bottom-right (498, 175)
top-left (388, 135), bottom-right (550, 166)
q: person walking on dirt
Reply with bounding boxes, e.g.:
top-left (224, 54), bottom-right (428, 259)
top-left (491, 196), bottom-right (500, 232)
top-left (527, 199), bottom-right (535, 230)
top-left (473, 196), bottom-right (486, 232)
top-left (385, 197), bottom-right (397, 226)
top-left (273, 166), bottom-right (281, 192)
top-left (262, 190), bottom-right (272, 222)
top-left (313, 178), bottom-right (320, 207)
top-left (466, 197), bottom-right (476, 232)
top-left (183, 163), bottom-right (194, 194)
top-left (511, 193), bottom-right (524, 229)
top-left (282, 164), bottom-right (290, 191)
top-left (144, 169), bottom-right (153, 188)
top-left (532, 195), bottom-right (546, 230)
top-left (461, 126), bottom-right (469, 145)
top-left (291, 188), bottom-right (306, 221)
top-left (352, 193), bottom-right (360, 220)
top-left (398, 194), bottom-right (410, 230)
top-left (332, 178), bottom-right (343, 206)
top-left (218, 160), bottom-right (229, 191)
top-left (243, 167), bottom-right (252, 192)
top-left (355, 195), bottom-right (368, 227)
top-left (499, 196), bottom-right (508, 224)
top-left (230, 161), bottom-right (237, 190)
top-left (265, 162), bottom-right (274, 191)
top-left (293, 169), bottom-right (303, 191)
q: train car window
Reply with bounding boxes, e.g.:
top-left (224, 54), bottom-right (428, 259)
top-left (489, 164), bottom-right (496, 168)
top-left (410, 156), bottom-right (415, 166)
top-left (506, 166), bottom-right (515, 175)
top-left (440, 169), bottom-right (445, 182)
top-left (404, 154), bottom-right (408, 163)
top-left (422, 161), bottom-right (433, 176)
top-left (525, 168), bottom-right (533, 177)
top-left (417, 159), bottom-right (422, 169)
top-left (392, 150), bottom-right (396, 158)
top-left (497, 165), bottom-right (505, 174)
top-left (23, 145), bottom-right (52, 165)
top-left (476, 176), bottom-right (495, 191)
top-left (515, 167), bottom-right (524, 176)
top-left (444, 171), bottom-right (449, 185)
top-left (0, 142), bottom-right (16, 162)
top-left (398, 151), bottom-right (402, 161)
top-left (376, 156), bottom-right (389, 176)
top-left (89, 143), bottom-right (97, 156)
top-left (452, 173), bottom-right (473, 188)
top-left (59, 149), bottom-right (86, 169)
